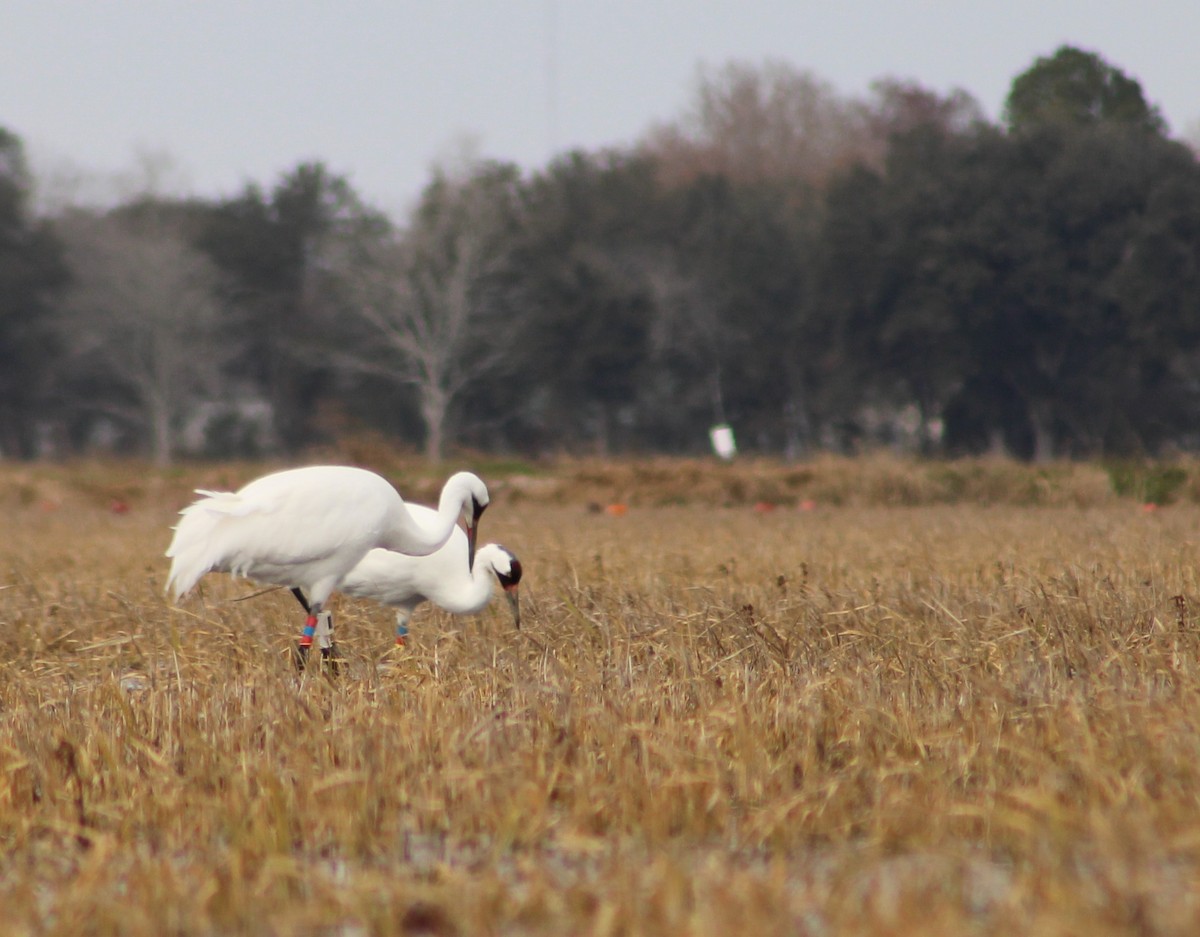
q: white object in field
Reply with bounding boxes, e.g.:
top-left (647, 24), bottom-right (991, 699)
top-left (164, 466), bottom-right (490, 624)
top-left (710, 424), bottom-right (737, 460)
top-left (340, 507), bottom-right (522, 637)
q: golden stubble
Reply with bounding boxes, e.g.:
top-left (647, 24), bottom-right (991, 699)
top-left (2, 461), bottom-right (1200, 935)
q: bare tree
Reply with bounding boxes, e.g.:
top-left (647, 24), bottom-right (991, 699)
top-left (55, 208), bottom-right (229, 465)
top-left (866, 79), bottom-right (983, 139)
top-left (644, 61), bottom-right (985, 197)
top-left (642, 59), bottom-right (878, 192)
top-left (330, 157), bottom-right (519, 461)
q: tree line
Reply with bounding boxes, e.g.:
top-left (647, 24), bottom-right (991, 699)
top-left (2, 46), bottom-right (1199, 464)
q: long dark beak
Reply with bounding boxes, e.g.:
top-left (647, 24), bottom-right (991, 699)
top-left (467, 498), bottom-right (485, 570)
top-left (504, 585), bottom-right (521, 629)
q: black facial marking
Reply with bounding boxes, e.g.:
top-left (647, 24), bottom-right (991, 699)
top-left (497, 553), bottom-right (522, 587)
top-left (472, 496), bottom-right (488, 522)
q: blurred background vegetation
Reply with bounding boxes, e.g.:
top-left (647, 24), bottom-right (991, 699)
top-left (3, 45), bottom-right (1199, 466)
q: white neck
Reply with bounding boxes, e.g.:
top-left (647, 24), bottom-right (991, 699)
top-left (438, 552), bottom-right (502, 615)
top-left (383, 474), bottom-right (476, 557)
top-left (405, 497), bottom-right (462, 556)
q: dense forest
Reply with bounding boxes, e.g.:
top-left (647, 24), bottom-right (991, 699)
top-left (2, 46), bottom-right (1199, 464)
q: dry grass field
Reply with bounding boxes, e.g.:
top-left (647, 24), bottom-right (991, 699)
top-left (4, 455), bottom-right (1200, 935)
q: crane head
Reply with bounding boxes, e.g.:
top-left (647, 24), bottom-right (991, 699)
top-left (444, 471), bottom-right (490, 572)
top-left (495, 552), bottom-right (522, 629)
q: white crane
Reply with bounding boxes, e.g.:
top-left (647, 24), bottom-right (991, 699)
top-left (296, 507), bottom-right (522, 649)
top-left (165, 465), bottom-right (489, 664)
top-left (343, 543), bottom-right (522, 640)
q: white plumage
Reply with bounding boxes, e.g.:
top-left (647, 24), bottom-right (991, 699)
top-left (338, 505), bottom-right (522, 642)
top-left (164, 467), bottom-right (489, 635)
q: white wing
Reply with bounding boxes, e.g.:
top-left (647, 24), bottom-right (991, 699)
top-left (165, 466), bottom-right (403, 600)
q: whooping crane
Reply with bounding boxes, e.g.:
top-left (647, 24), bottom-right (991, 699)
top-left (165, 465), bottom-right (489, 665)
top-left (290, 505), bottom-right (522, 653)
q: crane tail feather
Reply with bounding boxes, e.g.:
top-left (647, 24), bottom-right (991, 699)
top-left (164, 490), bottom-right (248, 600)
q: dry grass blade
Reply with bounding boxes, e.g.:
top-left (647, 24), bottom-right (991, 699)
top-left (2, 459), bottom-right (1200, 934)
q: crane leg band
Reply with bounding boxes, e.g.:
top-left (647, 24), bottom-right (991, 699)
top-left (299, 615), bottom-right (318, 647)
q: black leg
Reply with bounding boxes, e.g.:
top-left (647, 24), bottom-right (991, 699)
top-left (317, 608), bottom-right (343, 676)
top-left (320, 639), bottom-right (345, 675)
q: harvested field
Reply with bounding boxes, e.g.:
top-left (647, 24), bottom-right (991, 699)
top-left (3, 457), bottom-right (1200, 935)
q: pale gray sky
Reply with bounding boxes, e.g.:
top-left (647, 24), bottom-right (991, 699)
top-left (4, 1), bottom-right (1198, 214)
